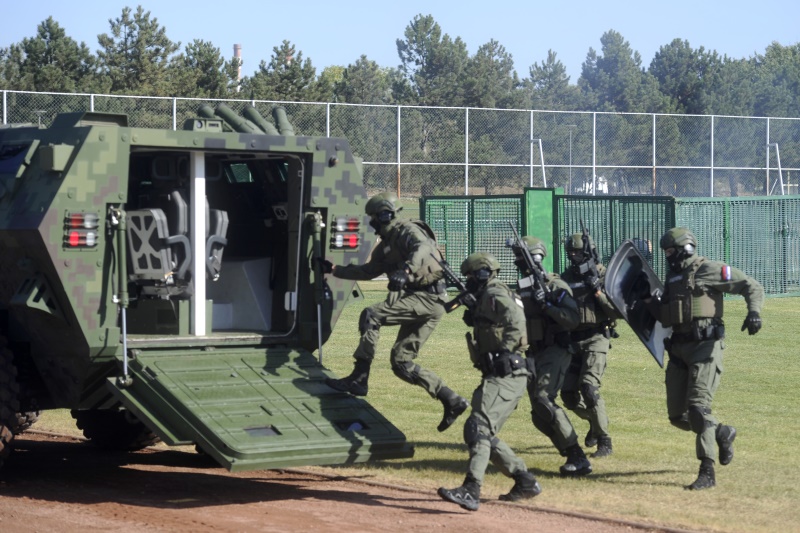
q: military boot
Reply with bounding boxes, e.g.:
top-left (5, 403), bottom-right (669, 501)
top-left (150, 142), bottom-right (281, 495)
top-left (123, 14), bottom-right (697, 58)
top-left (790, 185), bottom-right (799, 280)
top-left (686, 458), bottom-right (716, 490)
top-left (716, 425), bottom-right (737, 466)
top-left (560, 444), bottom-right (592, 476)
top-left (438, 474), bottom-right (481, 511)
top-left (499, 470), bottom-right (542, 502)
top-left (584, 425), bottom-right (597, 448)
top-left (592, 436), bottom-right (613, 458)
top-left (436, 386), bottom-right (469, 432)
top-left (325, 359), bottom-right (371, 396)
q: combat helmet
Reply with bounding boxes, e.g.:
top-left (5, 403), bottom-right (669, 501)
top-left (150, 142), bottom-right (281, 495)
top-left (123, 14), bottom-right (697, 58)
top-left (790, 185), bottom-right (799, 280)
top-left (660, 227), bottom-right (697, 255)
top-left (460, 252), bottom-right (501, 276)
top-left (566, 233), bottom-right (594, 264)
top-left (365, 192), bottom-right (400, 216)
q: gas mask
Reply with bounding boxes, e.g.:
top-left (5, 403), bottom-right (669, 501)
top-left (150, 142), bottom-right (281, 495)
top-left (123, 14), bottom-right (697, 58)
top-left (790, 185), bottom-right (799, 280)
top-left (369, 210), bottom-right (394, 233)
top-left (466, 268), bottom-right (492, 293)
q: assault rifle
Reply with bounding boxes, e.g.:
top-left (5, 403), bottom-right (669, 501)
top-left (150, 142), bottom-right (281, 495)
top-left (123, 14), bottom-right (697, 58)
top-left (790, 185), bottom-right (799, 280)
top-left (578, 219), bottom-right (601, 279)
top-left (432, 254), bottom-right (477, 313)
top-left (506, 222), bottom-right (549, 293)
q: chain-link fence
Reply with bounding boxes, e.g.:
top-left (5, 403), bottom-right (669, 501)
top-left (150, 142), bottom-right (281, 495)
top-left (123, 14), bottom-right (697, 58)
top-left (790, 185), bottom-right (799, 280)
top-left (4, 90), bottom-right (800, 211)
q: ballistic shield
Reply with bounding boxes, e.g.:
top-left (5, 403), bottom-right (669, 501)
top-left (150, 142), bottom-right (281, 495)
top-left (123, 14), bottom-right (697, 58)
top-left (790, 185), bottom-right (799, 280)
top-left (604, 240), bottom-right (671, 367)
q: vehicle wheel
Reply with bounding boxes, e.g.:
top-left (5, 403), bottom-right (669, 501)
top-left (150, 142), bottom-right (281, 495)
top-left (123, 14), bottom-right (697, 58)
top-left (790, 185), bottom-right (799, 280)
top-left (71, 409), bottom-right (161, 450)
top-left (0, 347), bottom-right (21, 469)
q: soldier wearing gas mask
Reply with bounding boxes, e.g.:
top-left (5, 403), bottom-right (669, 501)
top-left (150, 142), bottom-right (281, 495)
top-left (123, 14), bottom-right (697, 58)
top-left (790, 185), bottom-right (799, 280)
top-left (438, 252), bottom-right (540, 512)
top-left (560, 232), bottom-right (620, 458)
top-left (322, 192), bottom-right (468, 433)
top-left (510, 236), bottom-right (592, 477)
top-left (641, 227), bottom-right (764, 490)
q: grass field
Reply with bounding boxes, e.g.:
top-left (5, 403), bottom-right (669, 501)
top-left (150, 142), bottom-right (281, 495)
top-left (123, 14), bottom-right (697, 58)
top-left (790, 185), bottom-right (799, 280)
top-left (37, 281), bottom-right (800, 532)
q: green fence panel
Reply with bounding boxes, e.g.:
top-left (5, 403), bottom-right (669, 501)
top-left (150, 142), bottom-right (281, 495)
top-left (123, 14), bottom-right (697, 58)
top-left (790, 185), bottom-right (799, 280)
top-left (554, 195), bottom-right (676, 278)
top-left (524, 188), bottom-right (560, 273)
top-left (422, 196), bottom-right (522, 285)
top-left (675, 196), bottom-right (800, 296)
top-left (424, 192), bottom-right (797, 297)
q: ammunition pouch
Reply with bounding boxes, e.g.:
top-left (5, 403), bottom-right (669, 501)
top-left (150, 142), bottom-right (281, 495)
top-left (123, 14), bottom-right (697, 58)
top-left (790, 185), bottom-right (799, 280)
top-left (479, 351), bottom-right (527, 378)
top-left (411, 279), bottom-right (446, 295)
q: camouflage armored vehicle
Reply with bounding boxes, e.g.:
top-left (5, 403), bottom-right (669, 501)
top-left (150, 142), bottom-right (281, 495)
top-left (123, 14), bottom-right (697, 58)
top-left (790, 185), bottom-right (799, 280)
top-left (0, 103), bottom-right (413, 471)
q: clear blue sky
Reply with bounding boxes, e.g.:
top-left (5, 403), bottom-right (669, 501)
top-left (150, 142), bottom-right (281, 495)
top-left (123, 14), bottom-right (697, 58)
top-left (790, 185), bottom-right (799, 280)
top-left (3, 0), bottom-right (799, 82)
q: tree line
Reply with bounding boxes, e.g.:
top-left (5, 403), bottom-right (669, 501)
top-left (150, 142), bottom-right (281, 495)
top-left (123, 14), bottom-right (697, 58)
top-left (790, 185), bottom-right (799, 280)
top-left (2, 7), bottom-right (800, 118)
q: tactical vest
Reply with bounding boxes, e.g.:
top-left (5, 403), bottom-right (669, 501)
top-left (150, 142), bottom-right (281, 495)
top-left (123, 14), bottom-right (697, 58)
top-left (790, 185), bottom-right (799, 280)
top-left (519, 275), bottom-right (569, 347)
top-left (566, 280), bottom-right (603, 326)
top-left (661, 257), bottom-right (723, 327)
top-left (381, 219), bottom-right (443, 287)
top-left (473, 281), bottom-right (528, 355)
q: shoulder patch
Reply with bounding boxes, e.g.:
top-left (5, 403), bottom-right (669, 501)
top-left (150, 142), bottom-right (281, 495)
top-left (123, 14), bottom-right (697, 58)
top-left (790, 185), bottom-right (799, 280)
top-left (721, 265), bottom-right (732, 281)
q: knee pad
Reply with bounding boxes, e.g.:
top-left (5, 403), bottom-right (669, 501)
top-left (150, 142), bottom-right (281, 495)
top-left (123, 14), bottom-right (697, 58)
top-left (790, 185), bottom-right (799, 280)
top-left (688, 405), bottom-right (712, 434)
top-left (580, 383), bottom-right (600, 409)
top-left (391, 360), bottom-right (421, 385)
top-left (531, 395), bottom-right (557, 424)
top-left (358, 308), bottom-right (381, 335)
top-left (463, 416), bottom-right (482, 447)
top-left (560, 390), bottom-right (580, 410)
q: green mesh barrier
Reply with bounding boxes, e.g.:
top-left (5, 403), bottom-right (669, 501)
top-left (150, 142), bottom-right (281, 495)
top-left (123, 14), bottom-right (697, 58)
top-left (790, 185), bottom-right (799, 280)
top-left (676, 196), bottom-right (800, 296)
top-left (422, 196), bottom-right (522, 285)
top-left (555, 196), bottom-right (675, 278)
top-left (423, 193), bottom-right (798, 297)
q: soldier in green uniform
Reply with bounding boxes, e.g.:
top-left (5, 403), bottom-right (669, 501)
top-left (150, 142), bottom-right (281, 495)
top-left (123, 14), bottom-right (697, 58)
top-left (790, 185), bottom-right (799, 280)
top-left (323, 192), bottom-right (469, 432)
top-left (511, 236), bottom-right (592, 476)
top-left (644, 227), bottom-right (764, 490)
top-left (438, 252), bottom-right (541, 512)
top-left (560, 233), bottom-right (620, 458)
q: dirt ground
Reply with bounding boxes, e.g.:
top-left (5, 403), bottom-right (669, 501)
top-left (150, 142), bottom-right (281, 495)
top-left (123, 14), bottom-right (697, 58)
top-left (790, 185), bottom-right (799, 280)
top-left (0, 432), bottom-right (670, 533)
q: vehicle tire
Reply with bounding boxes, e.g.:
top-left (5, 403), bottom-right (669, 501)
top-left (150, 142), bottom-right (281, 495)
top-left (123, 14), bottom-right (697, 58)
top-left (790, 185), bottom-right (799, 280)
top-left (0, 347), bottom-right (21, 470)
top-left (71, 409), bottom-right (161, 451)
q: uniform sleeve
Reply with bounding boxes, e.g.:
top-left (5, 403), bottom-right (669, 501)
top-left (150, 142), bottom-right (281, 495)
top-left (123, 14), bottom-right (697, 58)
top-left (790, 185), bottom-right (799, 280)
top-left (596, 267), bottom-right (623, 318)
top-left (700, 262), bottom-right (765, 313)
top-left (333, 246), bottom-right (387, 281)
top-left (544, 278), bottom-right (581, 330)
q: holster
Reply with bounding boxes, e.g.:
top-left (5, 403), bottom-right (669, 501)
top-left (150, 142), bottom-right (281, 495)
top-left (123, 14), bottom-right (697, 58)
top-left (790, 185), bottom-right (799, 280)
top-left (480, 352), bottom-right (527, 378)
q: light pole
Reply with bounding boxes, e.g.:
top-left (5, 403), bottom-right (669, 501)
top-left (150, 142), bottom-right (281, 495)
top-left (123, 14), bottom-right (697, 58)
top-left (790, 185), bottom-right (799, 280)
top-left (566, 125), bottom-right (576, 193)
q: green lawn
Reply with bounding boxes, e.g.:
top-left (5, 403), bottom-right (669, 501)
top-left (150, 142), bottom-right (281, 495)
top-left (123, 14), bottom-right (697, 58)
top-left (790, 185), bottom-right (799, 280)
top-left (315, 282), bottom-right (800, 533)
top-left (37, 281), bottom-right (800, 532)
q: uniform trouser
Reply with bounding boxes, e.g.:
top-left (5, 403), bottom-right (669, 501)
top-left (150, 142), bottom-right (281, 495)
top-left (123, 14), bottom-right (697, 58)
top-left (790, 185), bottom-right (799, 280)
top-left (353, 290), bottom-right (446, 397)
top-left (561, 334), bottom-right (610, 438)
top-left (665, 338), bottom-right (723, 461)
top-left (466, 373), bottom-right (529, 485)
top-left (527, 344), bottom-right (579, 452)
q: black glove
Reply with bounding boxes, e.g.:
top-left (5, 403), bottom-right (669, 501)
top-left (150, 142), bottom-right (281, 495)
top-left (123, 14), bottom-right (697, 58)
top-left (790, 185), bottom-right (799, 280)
top-left (545, 288), bottom-right (567, 306)
top-left (533, 287), bottom-right (546, 306)
top-left (317, 257), bottom-right (333, 274)
top-left (387, 269), bottom-right (409, 291)
top-left (741, 311), bottom-right (762, 335)
top-left (584, 274), bottom-right (601, 291)
top-left (459, 292), bottom-right (477, 310)
top-left (462, 309), bottom-right (474, 327)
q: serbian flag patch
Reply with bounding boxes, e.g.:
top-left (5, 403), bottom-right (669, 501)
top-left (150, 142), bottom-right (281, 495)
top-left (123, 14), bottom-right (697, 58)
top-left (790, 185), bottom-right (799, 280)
top-left (721, 265), bottom-right (732, 281)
